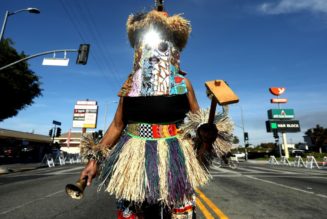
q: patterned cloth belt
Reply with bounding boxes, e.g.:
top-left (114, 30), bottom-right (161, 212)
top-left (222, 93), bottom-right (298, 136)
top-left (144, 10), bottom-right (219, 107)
top-left (126, 123), bottom-right (178, 139)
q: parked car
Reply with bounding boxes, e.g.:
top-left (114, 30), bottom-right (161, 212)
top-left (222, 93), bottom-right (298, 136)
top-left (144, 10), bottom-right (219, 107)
top-left (233, 152), bottom-right (246, 159)
top-left (291, 149), bottom-right (305, 156)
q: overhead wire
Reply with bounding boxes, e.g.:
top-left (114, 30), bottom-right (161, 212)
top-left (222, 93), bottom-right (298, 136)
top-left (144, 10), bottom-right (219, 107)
top-left (75, 0), bottom-right (123, 87)
top-left (58, 0), bottom-right (121, 94)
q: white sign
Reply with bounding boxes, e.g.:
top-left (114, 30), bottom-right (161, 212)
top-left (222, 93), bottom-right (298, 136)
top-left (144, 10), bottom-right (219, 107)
top-left (77, 100), bottom-right (97, 105)
top-left (271, 98), bottom-right (288, 103)
top-left (42, 58), bottom-right (69, 66)
top-left (72, 100), bottom-right (98, 128)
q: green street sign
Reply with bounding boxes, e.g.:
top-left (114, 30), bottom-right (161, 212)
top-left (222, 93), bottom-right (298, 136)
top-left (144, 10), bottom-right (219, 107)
top-left (271, 122), bottom-right (278, 129)
top-left (268, 109), bottom-right (295, 119)
top-left (266, 120), bottom-right (300, 133)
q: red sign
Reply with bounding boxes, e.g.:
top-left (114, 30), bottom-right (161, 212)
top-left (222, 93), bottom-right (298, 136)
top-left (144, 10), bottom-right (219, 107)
top-left (271, 98), bottom-right (288, 103)
top-left (269, 87), bottom-right (286, 96)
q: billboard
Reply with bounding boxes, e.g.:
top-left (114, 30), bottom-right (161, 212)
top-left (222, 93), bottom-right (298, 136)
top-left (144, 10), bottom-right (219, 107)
top-left (73, 101), bottom-right (98, 128)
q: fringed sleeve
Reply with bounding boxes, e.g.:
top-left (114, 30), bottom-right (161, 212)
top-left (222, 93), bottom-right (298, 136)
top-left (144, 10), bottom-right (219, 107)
top-left (179, 107), bottom-right (234, 162)
top-left (79, 133), bottom-right (110, 163)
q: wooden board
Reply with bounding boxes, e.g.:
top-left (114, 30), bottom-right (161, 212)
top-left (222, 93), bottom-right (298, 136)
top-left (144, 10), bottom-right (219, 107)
top-left (205, 80), bottom-right (239, 105)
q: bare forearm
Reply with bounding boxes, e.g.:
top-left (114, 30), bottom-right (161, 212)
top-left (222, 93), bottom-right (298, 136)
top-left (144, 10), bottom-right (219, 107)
top-left (100, 123), bottom-right (124, 149)
top-left (99, 97), bottom-right (125, 149)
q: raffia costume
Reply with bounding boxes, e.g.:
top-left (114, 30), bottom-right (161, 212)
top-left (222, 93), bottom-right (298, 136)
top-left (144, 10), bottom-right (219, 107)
top-left (81, 10), bottom-right (233, 218)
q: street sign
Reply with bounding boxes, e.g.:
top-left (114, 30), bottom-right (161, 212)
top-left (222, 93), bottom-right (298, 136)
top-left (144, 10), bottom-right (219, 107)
top-left (268, 109), bottom-right (295, 119)
top-left (266, 120), bottom-right (300, 133)
top-left (271, 98), bottom-right (288, 103)
top-left (53, 120), bottom-right (61, 126)
top-left (42, 58), bottom-right (69, 66)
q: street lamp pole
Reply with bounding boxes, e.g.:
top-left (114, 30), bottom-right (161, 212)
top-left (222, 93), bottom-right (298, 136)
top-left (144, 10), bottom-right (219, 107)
top-left (0, 7), bottom-right (40, 42)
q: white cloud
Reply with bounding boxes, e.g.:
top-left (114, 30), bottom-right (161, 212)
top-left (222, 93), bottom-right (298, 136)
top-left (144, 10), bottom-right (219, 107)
top-left (259, 0), bottom-right (327, 15)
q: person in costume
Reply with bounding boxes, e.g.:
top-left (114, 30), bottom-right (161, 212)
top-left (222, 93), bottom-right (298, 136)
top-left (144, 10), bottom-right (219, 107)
top-left (79, 3), bottom-right (234, 219)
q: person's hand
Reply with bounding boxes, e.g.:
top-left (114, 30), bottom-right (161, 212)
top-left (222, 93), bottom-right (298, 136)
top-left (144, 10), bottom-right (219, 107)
top-left (197, 123), bottom-right (218, 145)
top-left (80, 160), bottom-right (98, 186)
top-left (196, 123), bottom-right (218, 164)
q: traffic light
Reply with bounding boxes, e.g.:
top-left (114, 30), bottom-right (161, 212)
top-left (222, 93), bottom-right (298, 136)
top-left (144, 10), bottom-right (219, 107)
top-left (245, 143), bottom-right (250, 148)
top-left (76, 44), bottom-right (90, 65)
top-left (273, 129), bottom-right (279, 139)
top-left (244, 132), bottom-right (249, 141)
top-left (49, 129), bottom-right (53, 137)
top-left (56, 128), bottom-right (62, 137)
top-left (98, 130), bottom-right (103, 139)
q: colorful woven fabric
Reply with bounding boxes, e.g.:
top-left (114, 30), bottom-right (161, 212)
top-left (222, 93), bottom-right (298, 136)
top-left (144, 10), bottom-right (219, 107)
top-left (126, 123), bottom-right (178, 139)
top-left (98, 132), bottom-right (210, 206)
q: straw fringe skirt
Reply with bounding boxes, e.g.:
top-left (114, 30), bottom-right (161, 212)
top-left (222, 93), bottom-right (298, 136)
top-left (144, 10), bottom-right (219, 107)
top-left (98, 132), bottom-right (210, 206)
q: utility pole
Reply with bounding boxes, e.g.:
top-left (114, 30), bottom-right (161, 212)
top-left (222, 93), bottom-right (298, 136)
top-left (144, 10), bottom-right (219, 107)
top-left (240, 105), bottom-right (248, 160)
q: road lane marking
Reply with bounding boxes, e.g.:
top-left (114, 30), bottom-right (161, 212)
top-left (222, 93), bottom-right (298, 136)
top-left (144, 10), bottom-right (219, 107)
top-left (245, 175), bottom-right (327, 199)
top-left (0, 190), bottom-right (64, 215)
top-left (50, 166), bottom-right (84, 175)
top-left (237, 167), bottom-right (266, 173)
top-left (196, 196), bottom-right (215, 219)
top-left (249, 166), bottom-right (298, 174)
top-left (196, 188), bottom-right (229, 219)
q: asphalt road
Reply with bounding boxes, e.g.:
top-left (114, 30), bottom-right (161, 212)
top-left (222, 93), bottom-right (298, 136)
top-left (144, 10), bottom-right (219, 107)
top-left (0, 162), bottom-right (326, 219)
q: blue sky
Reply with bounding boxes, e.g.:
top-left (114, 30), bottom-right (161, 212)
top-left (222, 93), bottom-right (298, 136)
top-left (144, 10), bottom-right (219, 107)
top-left (1, 0), bottom-right (327, 146)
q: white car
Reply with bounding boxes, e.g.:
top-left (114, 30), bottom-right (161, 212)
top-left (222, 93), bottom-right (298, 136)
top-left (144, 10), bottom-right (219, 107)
top-left (233, 152), bottom-right (246, 159)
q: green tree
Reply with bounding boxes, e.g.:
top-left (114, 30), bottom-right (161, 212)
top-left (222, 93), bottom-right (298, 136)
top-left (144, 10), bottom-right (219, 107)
top-left (232, 135), bottom-right (240, 144)
top-left (304, 125), bottom-right (327, 152)
top-left (0, 38), bottom-right (42, 121)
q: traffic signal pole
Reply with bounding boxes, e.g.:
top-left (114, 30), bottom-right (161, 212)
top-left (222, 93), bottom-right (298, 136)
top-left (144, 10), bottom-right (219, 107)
top-left (52, 125), bottom-right (57, 143)
top-left (0, 49), bottom-right (77, 71)
top-left (0, 44), bottom-right (90, 71)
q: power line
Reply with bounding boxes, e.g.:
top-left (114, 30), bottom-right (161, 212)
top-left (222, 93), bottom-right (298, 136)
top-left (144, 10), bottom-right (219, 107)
top-left (58, 0), bottom-right (121, 94)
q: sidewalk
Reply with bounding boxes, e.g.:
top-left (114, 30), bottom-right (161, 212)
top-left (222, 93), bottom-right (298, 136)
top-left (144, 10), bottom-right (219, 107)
top-left (0, 162), bottom-right (47, 175)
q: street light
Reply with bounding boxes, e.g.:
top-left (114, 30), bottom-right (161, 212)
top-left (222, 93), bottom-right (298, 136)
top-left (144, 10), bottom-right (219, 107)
top-left (0, 7), bottom-right (41, 42)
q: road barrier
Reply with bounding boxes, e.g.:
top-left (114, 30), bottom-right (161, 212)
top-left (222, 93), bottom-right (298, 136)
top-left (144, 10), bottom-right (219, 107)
top-left (268, 155), bottom-right (322, 169)
top-left (280, 156), bottom-right (291, 166)
top-left (41, 153), bottom-right (82, 168)
top-left (67, 154), bottom-right (82, 164)
top-left (41, 154), bottom-right (55, 168)
top-left (293, 156), bottom-right (306, 168)
top-left (305, 156), bottom-right (320, 169)
top-left (323, 156), bottom-right (327, 166)
top-left (54, 154), bottom-right (66, 166)
top-left (268, 156), bottom-right (279, 165)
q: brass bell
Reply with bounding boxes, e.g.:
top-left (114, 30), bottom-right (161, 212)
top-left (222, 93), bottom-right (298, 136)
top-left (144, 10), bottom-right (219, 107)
top-left (65, 177), bottom-right (87, 200)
